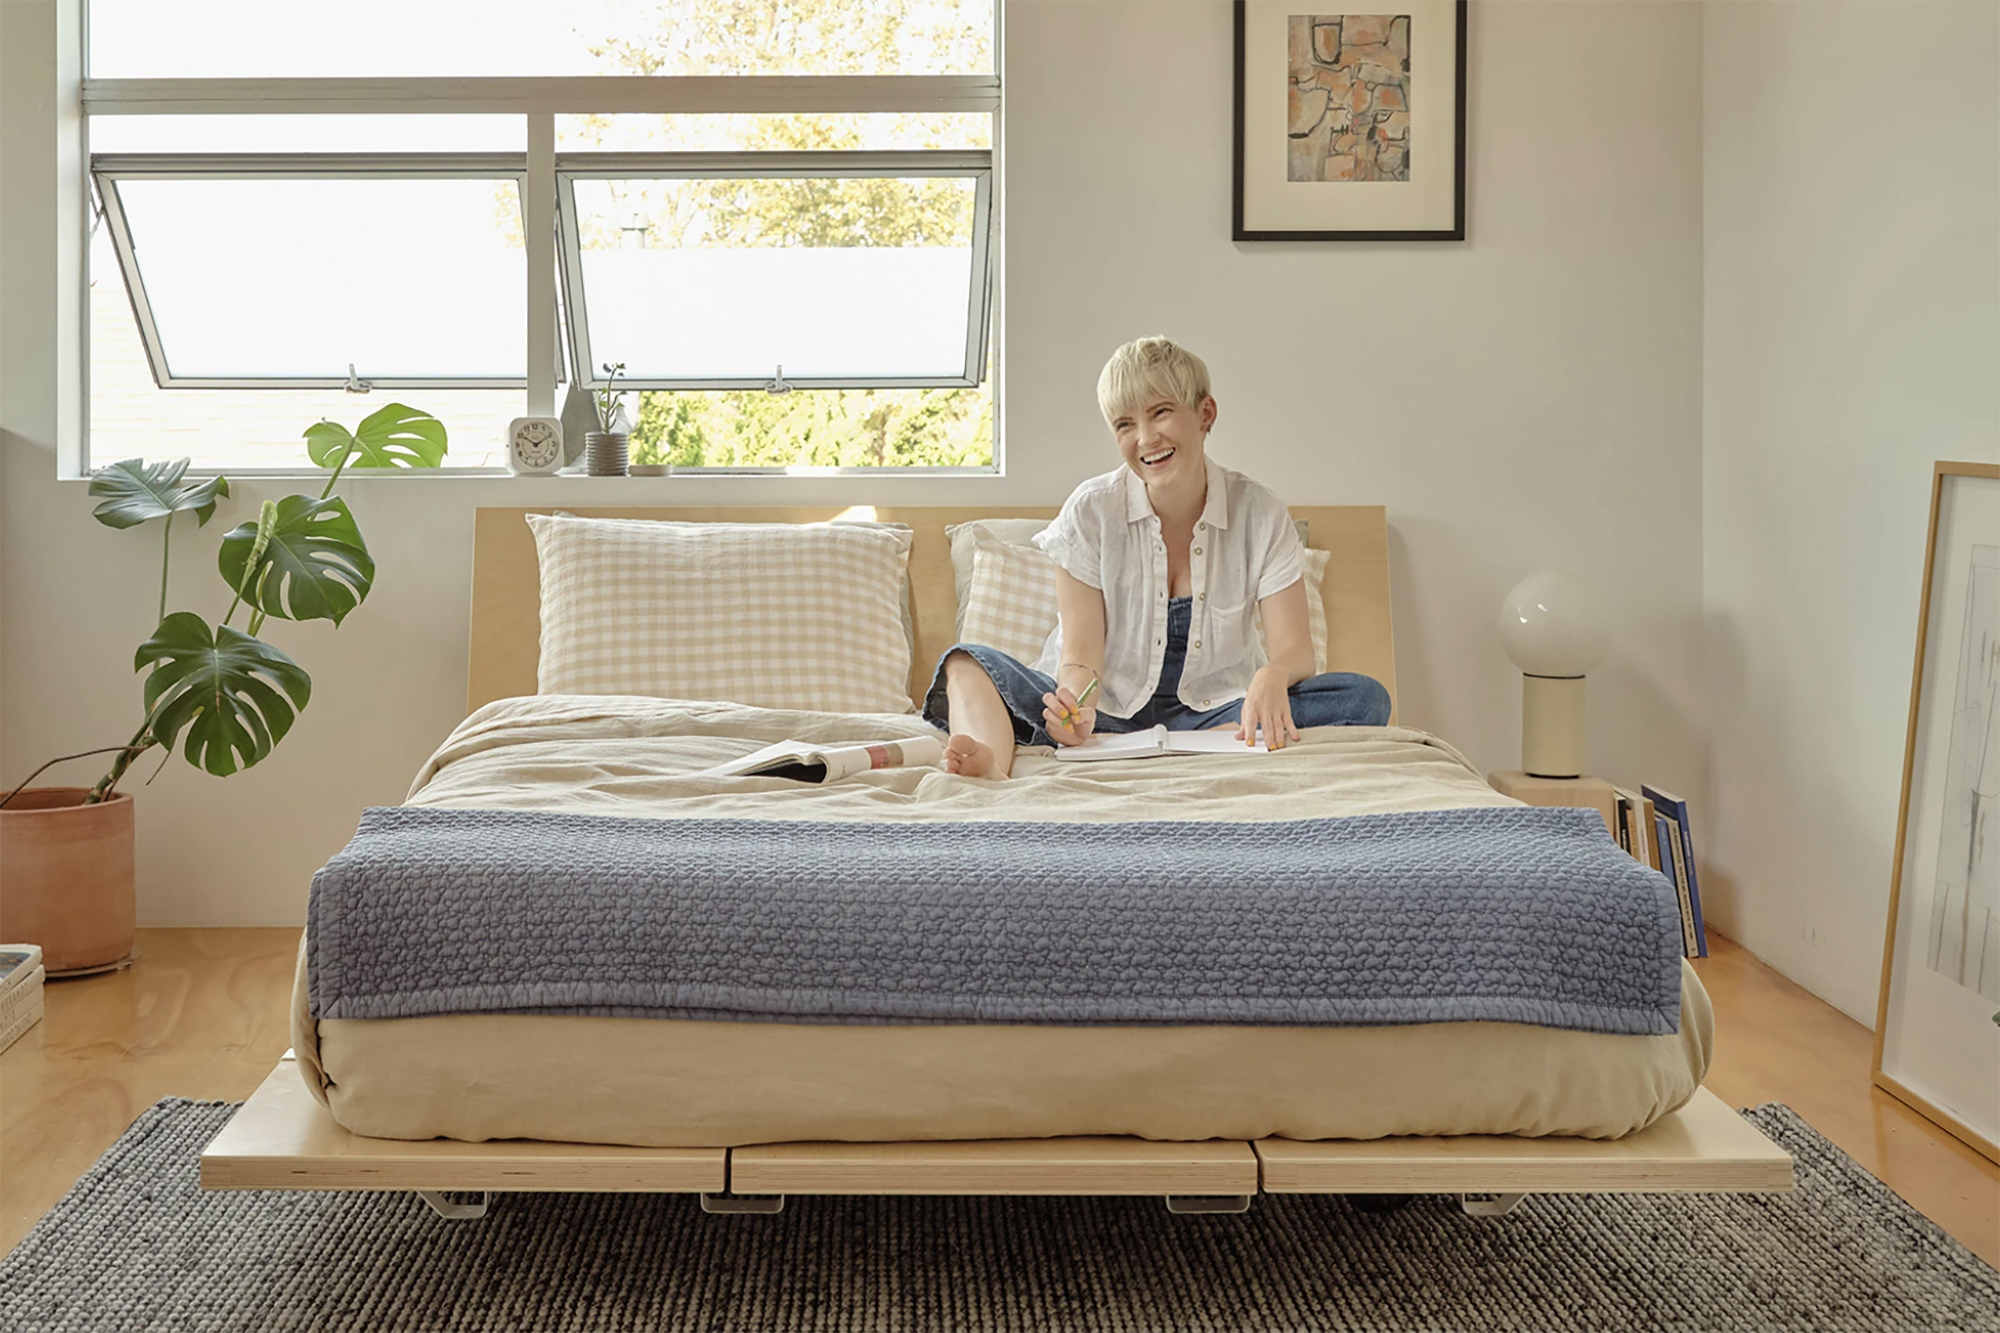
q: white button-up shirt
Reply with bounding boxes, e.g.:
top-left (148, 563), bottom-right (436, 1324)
top-left (1032, 459), bottom-right (1305, 720)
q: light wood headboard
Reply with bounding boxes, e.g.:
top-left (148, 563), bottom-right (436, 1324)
top-left (469, 506), bottom-right (1396, 721)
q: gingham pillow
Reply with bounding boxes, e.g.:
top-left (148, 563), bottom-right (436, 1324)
top-left (1256, 547), bottom-right (1332, 672)
top-left (946, 518), bottom-right (1052, 635)
top-left (955, 525), bottom-right (1334, 674)
top-left (958, 525), bottom-right (1062, 665)
top-left (527, 515), bottom-right (915, 713)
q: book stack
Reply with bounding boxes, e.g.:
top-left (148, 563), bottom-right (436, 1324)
top-left (1609, 787), bottom-right (1709, 958)
top-left (1629, 786), bottom-right (1708, 959)
top-left (0, 944), bottom-right (44, 1056)
top-left (1609, 787), bottom-right (1660, 872)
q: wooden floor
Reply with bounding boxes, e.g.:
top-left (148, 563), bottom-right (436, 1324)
top-left (2, 928), bottom-right (1995, 1266)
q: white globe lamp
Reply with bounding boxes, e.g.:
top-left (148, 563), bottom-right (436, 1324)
top-left (1498, 572), bottom-right (1608, 779)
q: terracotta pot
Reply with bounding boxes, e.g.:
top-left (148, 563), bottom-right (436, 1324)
top-left (0, 787), bottom-right (136, 975)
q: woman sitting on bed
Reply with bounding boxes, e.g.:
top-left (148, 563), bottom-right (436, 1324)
top-left (925, 335), bottom-right (1392, 779)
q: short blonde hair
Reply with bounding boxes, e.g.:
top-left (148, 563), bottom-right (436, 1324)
top-left (1096, 337), bottom-right (1212, 425)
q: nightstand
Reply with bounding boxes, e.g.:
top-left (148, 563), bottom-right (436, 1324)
top-left (1487, 770), bottom-right (1618, 839)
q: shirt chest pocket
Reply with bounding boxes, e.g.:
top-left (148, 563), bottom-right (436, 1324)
top-left (1199, 597), bottom-right (1257, 664)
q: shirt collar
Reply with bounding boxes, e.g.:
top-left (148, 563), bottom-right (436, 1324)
top-left (1199, 458), bottom-right (1231, 529)
top-left (1122, 465), bottom-right (1153, 523)
top-left (1122, 457), bottom-right (1231, 527)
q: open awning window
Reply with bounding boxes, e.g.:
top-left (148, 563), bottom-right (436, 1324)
top-left (556, 152), bottom-right (992, 391)
top-left (93, 159), bottom-right (529, 390)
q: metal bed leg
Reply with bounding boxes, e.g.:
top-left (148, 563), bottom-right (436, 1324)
top-left (418, 1190), bottom-right (491, 1220)
top-left (701, 1192), bottom-right (786, 1215)
top-left (1459, 1192), bottom-right (1527, 1217)
top-left (1164, 1194), bottom-right (1254, 1215)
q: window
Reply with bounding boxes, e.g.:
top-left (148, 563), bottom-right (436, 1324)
top-left (560, 161), bottom-right (992, 389)
top-left (96, 164), bottom-right (528, 389)
top-left (81, 0), bottom-right (999, 472)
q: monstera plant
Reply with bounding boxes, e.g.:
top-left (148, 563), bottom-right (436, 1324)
top-left (11, 402), bottom-right (449, 807)
top-left (0, 403), bottom-right (446, 973)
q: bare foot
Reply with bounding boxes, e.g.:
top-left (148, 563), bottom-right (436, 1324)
top-left (942, 733), bottom-right (1003, 779)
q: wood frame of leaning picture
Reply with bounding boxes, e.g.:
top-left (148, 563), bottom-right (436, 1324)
top-left (1232, 0), bottom-right (1468, 241)
top-left (1872, 459), bottom-right (2000, 1166)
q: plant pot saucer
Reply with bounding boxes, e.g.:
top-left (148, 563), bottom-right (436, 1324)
top-left (47, 950), bottom-right (140, 980)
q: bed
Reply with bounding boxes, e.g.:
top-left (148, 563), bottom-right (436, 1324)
top-left (203, 505), bottom-right (1791, 1218)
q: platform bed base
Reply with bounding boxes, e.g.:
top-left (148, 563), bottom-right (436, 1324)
top-left (203, 1057), bottom-right (1793, 1222)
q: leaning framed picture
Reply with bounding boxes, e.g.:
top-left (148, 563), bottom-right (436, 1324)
top-left (1232, 0), bottom-right (1468, 241)
top-left (1873, 459), bottom-right (2000, 1165)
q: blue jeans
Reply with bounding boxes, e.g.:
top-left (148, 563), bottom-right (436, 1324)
top-left (923, 596), bottom-right (1391, 747)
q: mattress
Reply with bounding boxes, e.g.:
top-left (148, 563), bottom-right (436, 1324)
top-left (293, 695), bottom-right (1714, 1146)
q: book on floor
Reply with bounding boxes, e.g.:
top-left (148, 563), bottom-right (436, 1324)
top-left (0, 944), bottom-right (44, 1056)
top-left (1645, 784), bottom-right (1708, 958)
top-left (1054, 725), bottom-right (1270, 763)
top-left (0, 946), bottom-right (39, 996)
top-left (693, 734), bottom-right (944, 784)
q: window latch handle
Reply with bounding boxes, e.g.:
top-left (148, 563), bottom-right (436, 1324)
top-left (765, 363), bottom-right (792, 396)
top-left (345, 363), bottom-right (373, 394)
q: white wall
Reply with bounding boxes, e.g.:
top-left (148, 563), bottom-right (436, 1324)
top-left (1702, 1), bottom-right (2000, 1023)
top-left (1, 1), bottom-right (1706, 926)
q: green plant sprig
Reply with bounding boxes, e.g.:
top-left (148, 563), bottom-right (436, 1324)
top-left (595, 362), bottom-right (627, 434)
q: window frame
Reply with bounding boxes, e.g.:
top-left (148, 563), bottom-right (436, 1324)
top-left (71, 4), bottom-right (1004, 476)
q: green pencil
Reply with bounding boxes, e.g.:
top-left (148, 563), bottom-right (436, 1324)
top-left (1063, 675), bottom-right (1099, 726)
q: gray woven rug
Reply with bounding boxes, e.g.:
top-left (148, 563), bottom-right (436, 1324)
top-left (1, 1102), bottom-right (1993, 1332)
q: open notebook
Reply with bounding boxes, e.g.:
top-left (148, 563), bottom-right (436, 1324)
top-left (1054, 725), bottom-right (1269, 763)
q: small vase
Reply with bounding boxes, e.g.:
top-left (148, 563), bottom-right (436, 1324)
top-left (584, 431), bottom-right (630, 477)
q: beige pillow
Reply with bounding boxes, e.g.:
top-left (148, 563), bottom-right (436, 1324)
top-left (959, 526), bottom-right (1061, 665)
top-left (955, 526), bottom-right (1333, 674)
top-left (528, 514), bottom-right (915, 713)
top-left (946, 519), bottom-right (1051, 635)
top-left (1257, 547), bottom-right (1333, 671)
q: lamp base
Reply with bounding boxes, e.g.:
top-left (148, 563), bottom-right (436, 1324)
top-left (1521, 674), bottom-right (1586, 779)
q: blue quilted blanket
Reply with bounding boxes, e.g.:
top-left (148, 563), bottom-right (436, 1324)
top-left (306, 805), bottom-right (1684, 1035)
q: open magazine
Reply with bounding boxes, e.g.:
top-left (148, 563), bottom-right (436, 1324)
top-left (694, 734), bottom-right (944, 784)
top-left (1054, 725), bottom-right (1269, 763)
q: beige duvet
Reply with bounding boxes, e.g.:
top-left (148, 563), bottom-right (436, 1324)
top-left (295, 696), bottom-right (1712, 1146)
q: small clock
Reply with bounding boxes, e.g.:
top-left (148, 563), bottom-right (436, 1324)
top-left (506, 417), bottom-right (564, 475)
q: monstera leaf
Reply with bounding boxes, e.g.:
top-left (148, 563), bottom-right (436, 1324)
top-left (217, 496), bottom-right (375, 625)
top-left (88, 458), bottom-right (229, 529)
top-left (304, 402), bottom-right (448, 471)
top-left (135, 613), bottom-right (313, 777)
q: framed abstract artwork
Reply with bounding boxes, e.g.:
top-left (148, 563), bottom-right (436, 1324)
top-left (1873, 460), bottom-right (2000, 1165)
top-left (1232, 0), bottom-right (1468, 241)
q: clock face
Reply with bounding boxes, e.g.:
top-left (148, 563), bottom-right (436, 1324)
top-left (510, 418), bottom-right (562, 471)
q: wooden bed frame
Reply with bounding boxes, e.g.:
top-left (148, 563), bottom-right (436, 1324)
top-left (204, 504), bottom-right (1792, 1219)
top-left (205, 1056), bottom-right (1791, 1219)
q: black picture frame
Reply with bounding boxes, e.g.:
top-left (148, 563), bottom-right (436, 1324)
top-left (1232, 0), bottom-right (1469, 241)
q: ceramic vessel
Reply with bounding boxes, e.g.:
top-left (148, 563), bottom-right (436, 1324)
top-left (0, 788), bottom-right (136, 975)
top-left (584, 431), bottom-right (630, 477)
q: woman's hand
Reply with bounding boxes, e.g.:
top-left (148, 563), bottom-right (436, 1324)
top-left (1041, 684), bottom-right (1097, 747)
top-left (1236, 666), bottom-right (1301, 750)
